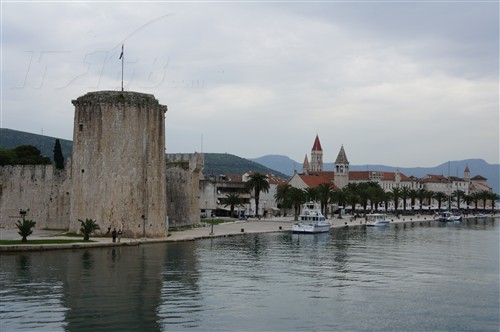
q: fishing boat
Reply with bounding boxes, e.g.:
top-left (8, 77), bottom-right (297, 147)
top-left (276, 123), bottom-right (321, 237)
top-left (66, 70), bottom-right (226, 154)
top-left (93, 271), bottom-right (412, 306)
top-left (435, 211), bottom-right (462, 222)
top-left (365, 213), bottom-right (390, 227)
top-left (292, 202), bottom-right (330, 233)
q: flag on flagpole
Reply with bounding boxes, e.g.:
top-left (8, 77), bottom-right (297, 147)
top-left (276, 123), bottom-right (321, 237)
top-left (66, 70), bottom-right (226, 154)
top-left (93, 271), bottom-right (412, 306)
top-left (119, 44), bottom-right (124, 59)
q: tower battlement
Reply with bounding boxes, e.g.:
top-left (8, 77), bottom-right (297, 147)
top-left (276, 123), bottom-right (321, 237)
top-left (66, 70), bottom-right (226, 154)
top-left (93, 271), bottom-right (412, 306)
top-left (72, 91), bottom-right (168, 112)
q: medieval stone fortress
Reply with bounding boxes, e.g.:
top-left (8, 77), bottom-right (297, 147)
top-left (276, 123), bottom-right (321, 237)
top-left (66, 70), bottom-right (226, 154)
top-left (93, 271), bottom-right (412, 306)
top-left (1, 91), bottom-right (202, 237)
top-left (0, 92), bottom-right (495, 237)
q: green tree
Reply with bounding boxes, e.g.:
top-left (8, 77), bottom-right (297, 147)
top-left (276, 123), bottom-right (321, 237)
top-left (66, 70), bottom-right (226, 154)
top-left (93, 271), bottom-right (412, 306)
top-left (330, 188), bottom-right (347, 218)
top-left (289, 187), bottom-right (306, 221)
top-left (357, 183), bottom-right (370, 215)
top-left (274, 183), bottom-right (293, 216)
top-left (384, 191), bottom-right (393, 212)
top-left (433, 192), bottom-right (448, 212)
top-left (0, 148), bottom-right (15, 165)
top-left (408, 189), bottom-right (418, 212)
top-left (470, 192), bottom-right (481, 210)
top-left (391, 187), bottom-right (402, 214)
top-left (417, 188), bottom-right (428, 211)
top-left (304, 187), bottom-right (318, 202)
top-left (370, 184), bottom-right (386, 211)
top-left (400, 187), bottom-right (410, 213)
top-left (53, 139), bottom-right (65, 169)
top-left (462, 193), bottom-right (473, 213)
top-left (79, 218), bottom-right (100, 241)
top-left (452, 190), bottom-right (465, 210)
top-left (345, 183), bottom-right (359, 215)
top-left (245, 172), bottom-right (270, 219)
top-left (16, 219), bottom-right (36, 243)
top-left (12, 145), bottom-right (51, 165)
top-left (222, 193), bottom-right (241, 218)
top-left (316, 183), bottom-right (333, 216)
top-left (488, 192), bottom-right (500, 213)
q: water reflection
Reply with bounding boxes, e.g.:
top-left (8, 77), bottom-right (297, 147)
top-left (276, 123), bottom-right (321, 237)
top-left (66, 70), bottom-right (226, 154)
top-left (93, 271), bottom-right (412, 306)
top-left (1, 219), bottom-right (498, 331)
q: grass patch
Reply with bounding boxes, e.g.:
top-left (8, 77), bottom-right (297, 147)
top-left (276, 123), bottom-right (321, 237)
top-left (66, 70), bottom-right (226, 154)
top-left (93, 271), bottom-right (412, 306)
top-left (0, 239), bottom-right (95, 245)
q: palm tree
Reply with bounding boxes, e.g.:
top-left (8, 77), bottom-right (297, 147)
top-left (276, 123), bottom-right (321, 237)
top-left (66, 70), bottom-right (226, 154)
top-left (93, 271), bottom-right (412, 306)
top-left (316, 183), bottom-right (333, 216)
top-left (245, 172), bottom-right (270, 219)
top-left (470, 192), bottom-right (481, 211)
top-left (462, 193), bottom-right (473, 214)
top-left (479, 190), bottom-right (490, 211)
top-left (433, 192), bottom-right (448, 212)
top-left (369, 184), bottom-right (385, 211)
top-left (345, 183), bottom-right (359, 215)
top-left (222, 193), bottom-right (241, 218)
top-left (289, 187), bottom-right (306, 221)
top-left (400, 187), bottom-right (410, 213)
top-left (274, 183), bottom-right (293, 216)
top-left (409, 189), bottom-right (418, 212)
top-left (417, 188), bottom-right (428, 212)
top-left (304, 187), bottom-right (318, 202)
top-left (330, 188), bottom-right (347, 218)
top-left (425, 190), bottom-right (435, 211)
top-left (488, 192), bottom-right (500, 213)
top-left (384, 191), bottom-right (393, 212)
top-left (452, 190), bottom-right (465, 210)
top-left (79, 218), bottom-right (100, 241)
top-left (16, 219), bottom-right (36, 243)
top-left (391, 187), bottom-right (402, 215)
top-left (357, 183), bottom-right (371, 216)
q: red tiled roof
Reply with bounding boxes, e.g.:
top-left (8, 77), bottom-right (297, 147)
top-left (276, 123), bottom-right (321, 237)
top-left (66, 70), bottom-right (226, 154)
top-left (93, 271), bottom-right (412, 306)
top-left (308, 171), bottom-right (335, 180)
top-left (299, 175), bottom-right (333, 188)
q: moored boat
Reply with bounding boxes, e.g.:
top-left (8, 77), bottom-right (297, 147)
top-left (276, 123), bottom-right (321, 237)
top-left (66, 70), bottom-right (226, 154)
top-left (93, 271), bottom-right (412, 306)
top-left (435, 211), bottom-right (462, 222)
top-left (365, 213), bottom-right (390, 227)
top-left (292, 202), bottom-right (330, 233)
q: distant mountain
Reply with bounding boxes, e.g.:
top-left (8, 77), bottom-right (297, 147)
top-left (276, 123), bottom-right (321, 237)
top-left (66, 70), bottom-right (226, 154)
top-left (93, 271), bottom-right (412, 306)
top-left (0, 128), bottom-right (288, 179)
top-left (251, 155), bottom-right (500, 194)
top-left (250, 155), bottom-right (302, 176)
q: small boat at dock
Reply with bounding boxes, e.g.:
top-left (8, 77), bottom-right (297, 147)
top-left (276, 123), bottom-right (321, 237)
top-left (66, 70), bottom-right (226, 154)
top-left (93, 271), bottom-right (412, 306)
top-left (365, 214), bottom-right (390, 227)
top-left (292, 202), bottom-right (331, 234)
top-left (435, 211), bottom-right (462, 222)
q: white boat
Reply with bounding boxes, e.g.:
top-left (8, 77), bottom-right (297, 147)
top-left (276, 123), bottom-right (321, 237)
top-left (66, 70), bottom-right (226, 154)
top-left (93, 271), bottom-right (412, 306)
top-left (435, 211), bottom-right (462, 222)
top-left (365, 214), bottom-right (390, 227)
top-left (292, 202), bottom-right (331, 233)
top-left (476, 214), bottom-right (488, 220)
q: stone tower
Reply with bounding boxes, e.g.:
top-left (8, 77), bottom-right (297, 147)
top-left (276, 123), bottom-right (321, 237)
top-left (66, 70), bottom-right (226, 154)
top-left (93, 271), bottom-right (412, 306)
top-left (334, 145), bottom-right (349, 189)
top-left (69, 91), bottom-right (168, 237)
top-left (310, 135), bottom-right (323, 172)
top-left (302, 154), bottom-right (310, 174)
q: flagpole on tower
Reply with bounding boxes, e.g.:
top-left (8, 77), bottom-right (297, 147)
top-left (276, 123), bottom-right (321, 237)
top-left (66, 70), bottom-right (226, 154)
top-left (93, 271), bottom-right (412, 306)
top-left (119, 44), bottom-right (124, 91)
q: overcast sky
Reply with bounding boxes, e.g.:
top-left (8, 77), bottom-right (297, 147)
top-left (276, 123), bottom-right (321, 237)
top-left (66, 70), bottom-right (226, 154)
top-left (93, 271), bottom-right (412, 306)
top-left (1, 1), bottom-right (498, 167)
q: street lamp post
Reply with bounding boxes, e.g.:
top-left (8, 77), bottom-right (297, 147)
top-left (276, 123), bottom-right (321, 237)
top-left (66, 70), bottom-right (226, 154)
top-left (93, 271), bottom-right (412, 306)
top-left (19, 209), bottom-right (29, 221)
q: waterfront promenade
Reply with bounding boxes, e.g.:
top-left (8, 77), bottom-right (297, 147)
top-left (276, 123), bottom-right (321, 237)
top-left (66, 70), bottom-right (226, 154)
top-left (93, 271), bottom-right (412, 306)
top-left (1, 214), bottom-right (497, 252)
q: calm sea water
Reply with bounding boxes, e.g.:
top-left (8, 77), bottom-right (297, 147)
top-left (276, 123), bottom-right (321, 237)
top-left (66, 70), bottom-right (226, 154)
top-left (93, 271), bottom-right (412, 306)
top-left (1, 218), bottom-right (498, 331)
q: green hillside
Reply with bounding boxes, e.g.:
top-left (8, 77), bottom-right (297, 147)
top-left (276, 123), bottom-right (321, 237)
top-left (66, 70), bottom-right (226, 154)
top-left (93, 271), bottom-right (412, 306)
top-left (203, 153), bottom-right (288, 177)
top-left (0, 128), bottom-right (73, 162)
top-left (0, 128), bottom-right (288, 178)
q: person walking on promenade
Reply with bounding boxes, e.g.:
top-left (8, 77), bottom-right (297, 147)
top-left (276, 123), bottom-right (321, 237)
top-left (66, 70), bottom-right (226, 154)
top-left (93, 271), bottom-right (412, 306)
top-left (117, 229), bottom-right (122, 243)
top-left (112, 228), bottom-right (117, 243)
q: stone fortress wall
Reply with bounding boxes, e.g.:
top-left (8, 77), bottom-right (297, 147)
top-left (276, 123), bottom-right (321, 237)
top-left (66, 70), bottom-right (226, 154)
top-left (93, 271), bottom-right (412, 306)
top-left (0, 165), bottom-right (70, 230)
top-left (0, 90), bottom-right (202, 236)
top-left (166, 153), bottom-right (203, 228)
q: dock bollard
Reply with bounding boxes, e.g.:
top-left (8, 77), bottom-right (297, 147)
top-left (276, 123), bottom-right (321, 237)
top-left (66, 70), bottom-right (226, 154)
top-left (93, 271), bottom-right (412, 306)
top-left (279, 226), bottom-right (282, 230)
top-left (241, 228), bottom-right (244, 232)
